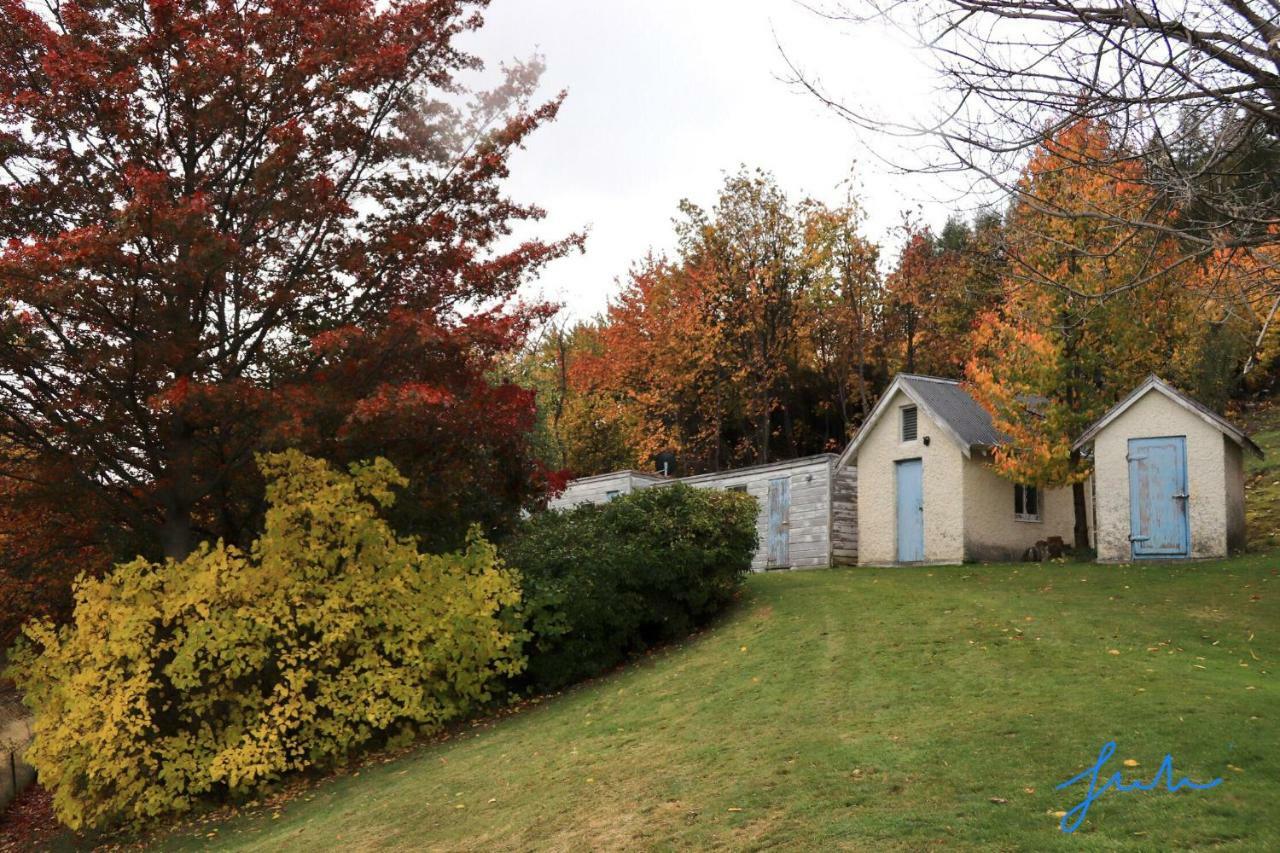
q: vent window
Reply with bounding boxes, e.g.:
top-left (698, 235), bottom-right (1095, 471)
top-left (1014, 484), bottom-right (1040, 521)
top-left (901, 405), bottom-right (918, 442)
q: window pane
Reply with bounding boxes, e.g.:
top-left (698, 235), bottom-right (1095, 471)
top-left (1027, 486), bottom-right (1038, 517)
top-left (1014, 484), bottom-right (1024, 515)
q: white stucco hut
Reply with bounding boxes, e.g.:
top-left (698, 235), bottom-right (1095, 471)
top-left (836, 374), bottom-right (1089, 565)
top-left (1073, 376), bottom-right (1261, 562)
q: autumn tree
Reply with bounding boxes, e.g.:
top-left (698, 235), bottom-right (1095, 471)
top-left (800, 194), bottom-right (883, 432)
top-left (880, 213), bottom-right (1005, 379)
top-left (0, 0), bottom-right (577, 638)
top-left (1187, 241), bottom-right (1280, 401)
top-left (559, 171), bottom-right (888, 476)
top-left (510, 320), bottom-right (634, 478)
top-left (573, 258), bottom-right (732, 472)
top-left (797, 1), bottom-right (1280, 294)
top-left (883, 223), bottom-right (940, 375)
top-left (966, 120), bottom-right (1202, 550)
top-left (677, 170), bottom-right (812, 464)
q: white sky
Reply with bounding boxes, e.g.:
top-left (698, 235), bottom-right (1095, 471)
top-left (467, 0), bottom-right (956, 321)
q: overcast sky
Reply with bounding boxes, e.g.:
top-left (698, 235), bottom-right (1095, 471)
top-left (467, 0), bottom-right (954, 321)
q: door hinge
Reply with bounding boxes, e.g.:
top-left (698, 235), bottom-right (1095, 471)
top-left (1173, 492), bottom-right (1189, 500)
top-left (1130, 535), bottom-right (1150, 542)
top-left (1126, 454), bottom-right (1147, 462)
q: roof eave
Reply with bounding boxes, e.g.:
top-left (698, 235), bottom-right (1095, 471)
top-left (1072, 376), bottom-right (1263, 458)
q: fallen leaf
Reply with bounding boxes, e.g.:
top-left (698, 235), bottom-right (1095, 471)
top-left (1023, 787), bottom-right (1035, 795)
top-left (728, 807), bottom-right (744, 812)
top-left (989, 797), bottom-right (1008, 804)
top-left (1108, 649), bottom-right (1121, 656)
top-left (1123, 759), bottom-right (1139, 768)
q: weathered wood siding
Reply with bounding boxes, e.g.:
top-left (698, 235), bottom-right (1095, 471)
top-left (830, 464), bottom-right (858, 565)
top-left (681, 455), bottom-right (837, 571)
top-left (547, 471), bottom-right (667, 510)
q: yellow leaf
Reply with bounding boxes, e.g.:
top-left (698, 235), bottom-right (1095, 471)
top-left (1123, 759), bottom-right (1139, 768)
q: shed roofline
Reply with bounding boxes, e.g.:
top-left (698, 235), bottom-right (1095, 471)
top-left (1072, 375), bottom-right (1263, 457)
top-left (677, 453), bottom-right (838, 485)
top-left (835, 374), bottom-right (977, 471)
top-left (562, 455), bottom-right (840, 490)
top-left (561, 469), bottom-right (671, 486)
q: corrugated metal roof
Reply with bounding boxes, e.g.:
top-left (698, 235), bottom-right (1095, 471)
top-left (899, 374), bottom-right (1006, 450)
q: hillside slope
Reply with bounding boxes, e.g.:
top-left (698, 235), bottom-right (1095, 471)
top-left (137, 556), bottom-right (1280, 852)
top-left (1244, 399), bottom-right (1280, 549)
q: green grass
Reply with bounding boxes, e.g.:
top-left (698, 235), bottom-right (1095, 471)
top-left (139, 556), bottom-right (1280, 852)
top-left (1244, 402), bottom-right (1280, 548)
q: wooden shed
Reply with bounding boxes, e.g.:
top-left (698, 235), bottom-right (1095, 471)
top-left (1073, 376), bottom-right (1262, 562)
top-left (680, 454), bottom-right (857, 571)
top-left (547, 470), bottom-right (668, 510)
top-left (549, 454), bottom-right (858, 570)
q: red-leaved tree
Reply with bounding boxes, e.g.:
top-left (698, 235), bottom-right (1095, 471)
top-left (0, 0), bottom-right (578, 643)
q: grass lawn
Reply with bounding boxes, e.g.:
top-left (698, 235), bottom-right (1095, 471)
top-left (136, 555), bottom-right (1280, 852)
top-left (1246, 424), bottom-right (1280, 550)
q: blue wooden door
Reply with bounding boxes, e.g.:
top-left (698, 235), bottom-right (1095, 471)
top-left (767, 477), bottom-right (790, 567)
top-left (1128, 436), bottom-right (1190, 558)
top-left (895, 459), bottom-right (925, 563)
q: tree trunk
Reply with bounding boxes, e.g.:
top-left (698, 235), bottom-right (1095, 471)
top-left (1071, 479), bottom-right (1090, 553)
top-left (162, 500), bottom-right (195, 561)
top-left (758, 396), bottom-right (770, 464)
top-left (554, 328), bottom-right (569, 469)
top-left (904, 309), bottom-right (916, 374)
top-left (160, 421), bottom-right (197, 561)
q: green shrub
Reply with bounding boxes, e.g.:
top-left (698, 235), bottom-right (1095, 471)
top-left (505, 483), bottom-right (756, 691)
top-left (7, 451), bottom-right (524, 831)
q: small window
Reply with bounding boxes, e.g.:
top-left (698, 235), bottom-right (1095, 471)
top-left (728, 485), bottom-right (747, 493)
top-left (605, 490), bottom-right (621, 501)
top-left (1014, 484), bottom-right (1040, 522)
top-left (901, 405), bottom-right (918, 442)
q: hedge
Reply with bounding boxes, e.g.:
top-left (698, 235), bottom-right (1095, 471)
top-left (505, 482), bottom-right (757, 691)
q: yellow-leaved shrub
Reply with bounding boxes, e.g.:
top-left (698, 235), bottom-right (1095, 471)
top-left (7, 450), bottom-right (524, 831)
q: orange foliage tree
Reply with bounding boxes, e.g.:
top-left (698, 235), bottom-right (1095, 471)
top-left (551, 171), bottom-right (885, 476)
top-left (966, 119), bottom-right (1206, 550)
